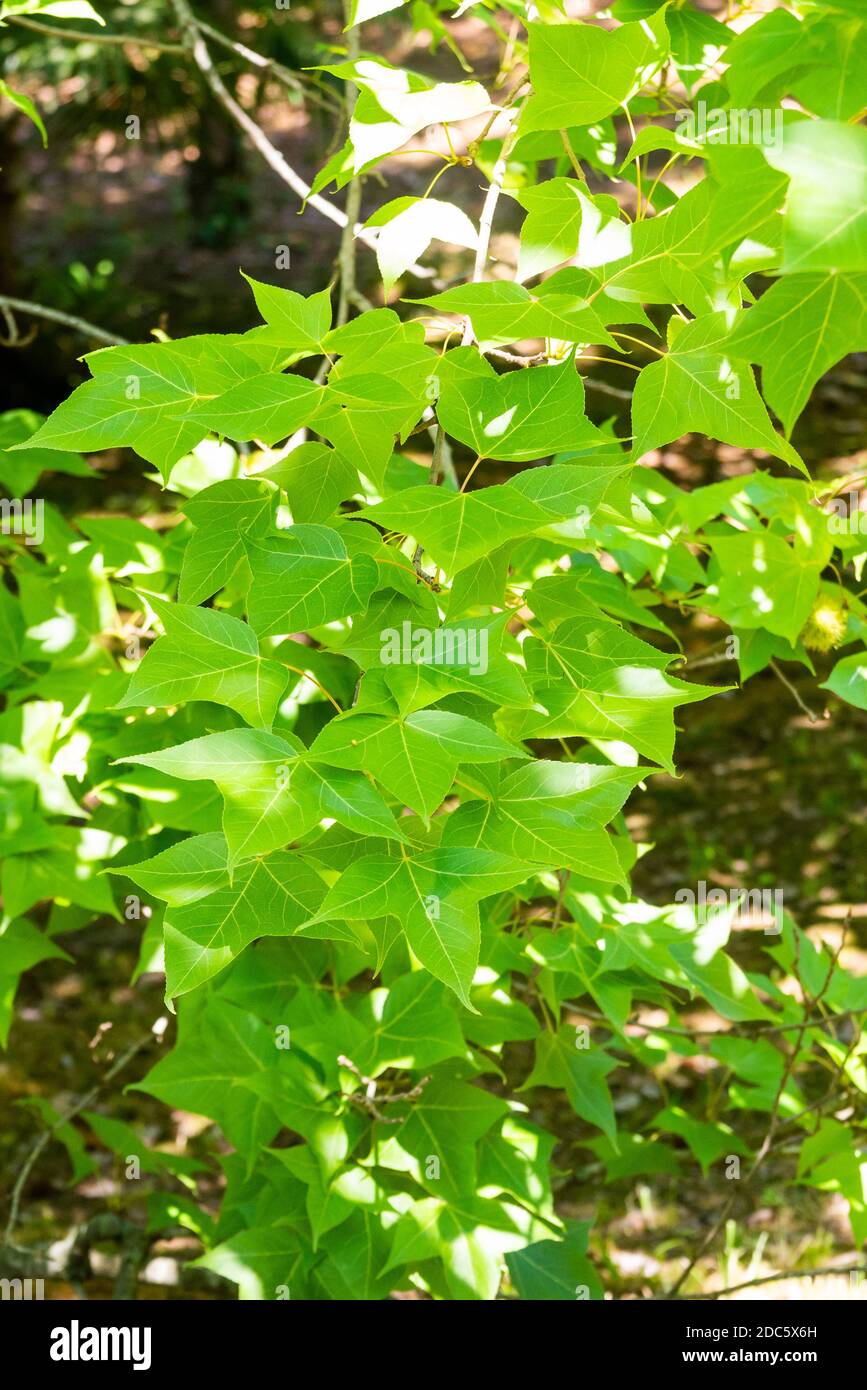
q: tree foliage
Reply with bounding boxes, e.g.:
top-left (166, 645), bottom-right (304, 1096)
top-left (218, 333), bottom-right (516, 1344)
top-left (2, 0), bottom-right (867, 1300)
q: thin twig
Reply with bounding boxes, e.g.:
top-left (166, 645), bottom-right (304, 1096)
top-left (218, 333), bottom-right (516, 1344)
top-left (169, 0), bottom-right (427, 274)
top-left (7, 14), bottom-right (185, 54)
top-left (693, 1263), bottom-right (867, 1301)
top-left (338, 1054), bottom-right (430, 1124)
top-left (4, 1034), bottom-right (152, 1248)
top-left (337, 0), bottom-right (363, 328)
top-left (193, 16), bottom-right (339, 112)
top-left (409, 427), bottom-right (446, 586)
top-left (667, 1194), bottom-right (735, 1299)
top-left (461, 119), bottom-right (520, 345)
top-left (559, 129), bottom-right (585, 181)
top-left (667, 928), bottom-right (848, 1298)
top-left (770, 657), bottom-right (822, 723)
top-left (573, 1003), bottom-right (866, 1041)
top-left (170, 0), bottom-right (348, 231)
top-left (748, 927), bottom-right (845, 1178)
top-left (551, 870), bottom-right (570, 931)
top-left (0, 295), bottom-right (128, 346)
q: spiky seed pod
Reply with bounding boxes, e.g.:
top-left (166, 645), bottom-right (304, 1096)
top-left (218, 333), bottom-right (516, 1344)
top-left (799, 594), bottom-right (849, 653)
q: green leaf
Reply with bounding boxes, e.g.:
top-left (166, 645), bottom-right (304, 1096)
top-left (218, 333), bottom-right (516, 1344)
top-left (721, 8), bottom-right (804, 107)
top-left (820, 651), bottom-right (867, 709)
top-left (507, 1222), bottom-right (602, 1299)
top-left (437, 358), bottom-right (610, 462)
top-left (412, 281), bottom-right (617, 350)
top-left (358, 482), bottom-right (552, 576)
top-left (311, 708), bottom-right (525, 822)
top-left (764, 119), bottom-right (867, 273)
top-left (352, 971), bottom-right (466, 1075)
top-left (187, 373), bottom-right (323, 448)
top-left (520, 14), bottom-right (668, 135)
top-left (383, 1193), bottom-right (525, 1299)
top-left (516, 179), bottom-right (588, 283)
top-left (163, 851), bottom-right (327, 999)
top-left (16, 1097), bottom-right (97, 1183)
top-left (523, 614), bottom-right (670, 691)
top-left (245, 524), bottom-right (378, 638)
top-left (726, 272), bottom-right (867, 434)
top-left (523, 1027), bottom-right (618, 1145)
top-left (193, 1226), bottom-right (305, 1300)
top-left (260, 444), bottom-right (358, 524)
top-left (2, 832), bottom-right (120, 919)
top-left (507, 665), bottom-right (720, 773)
top-left (119, 729), bottom-right (408, 870)
top-left (112, 832), bottom-right (229, 907)
top-left (0, 80), bottom-right (47, 145)
top-left (0, 919), bottom-right (70, 1046)
top-left (308, 848), bottom-right (529, 1006)
top-left (632, 313), bottom-right (805, 473)
top-left (653, 1106), bottom-right (748, 1175)
top-left (381, 1075), bottom-right (508, 1196)
top-left (324, 61), bottom-right (491, 170)
top-left (1, 1), bottom-right (104, 22)
top-left (0, 409), bottom-right (90, 494)
top-left (178, 478), bottom-right (274, 606)
top-left (117, 597), bottom-right (288, 728)
top-left (132, 998), bottom-right (287, 1157)
top-left (241, 274), bottom-right (331, 351)
top-left (365, 197), bottom-right (478, 292)
top-left (347, 0), bottom-right (408, 22)
top-left (16, 337), bottom-right (283, 482)
top-left (711, 531), bottom-right (825, 644)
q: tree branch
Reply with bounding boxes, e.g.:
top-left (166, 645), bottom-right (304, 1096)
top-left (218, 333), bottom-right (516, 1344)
top-left (693, 1262), bottom-right (867, 1300)
top-left (7, 14), bottom-right (185, 54)
top-left (192, 16), bottom-right (341, 115)
top-left (461, 119), bottom-right (520, 345)
top-left (0, 295), bottom-right (128, 346)
top-left (336, 0), bottom-right (364, 328)
top-left (168, 0), bottom-right (425, 272)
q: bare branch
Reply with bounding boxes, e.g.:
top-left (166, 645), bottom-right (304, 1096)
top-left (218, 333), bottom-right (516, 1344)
top-left (694, 1262), bottom-right (867, 1301)
top-left (461, 119), bottom-right (520, 345)
top-left (8, 14), bottom-right (185, 54)
top-left (337, 0), bottom-right (363, 328)
top-left (192, 16), bottom-right (341, 115)
top-left (168, 0), bottom-right (427, 274)
top-left (0, 295), bottom-right (128, 346)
